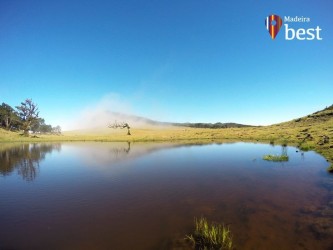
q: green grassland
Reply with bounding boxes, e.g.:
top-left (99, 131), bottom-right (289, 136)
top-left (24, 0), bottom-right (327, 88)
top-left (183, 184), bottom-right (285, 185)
top-left (1, 106), bottom-right (333, 171)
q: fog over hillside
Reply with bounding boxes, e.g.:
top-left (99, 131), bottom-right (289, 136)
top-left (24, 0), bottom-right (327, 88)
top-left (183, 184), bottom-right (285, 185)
top-left (65, 93), bottom-right (253, 131)
top-left (65, 93), bottom-right (162, 130)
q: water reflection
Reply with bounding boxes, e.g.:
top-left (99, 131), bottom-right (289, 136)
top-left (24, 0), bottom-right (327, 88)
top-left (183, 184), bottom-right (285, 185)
top-left (0, 142), bottom-right (332, 250)
top-left (0, 144), bottom-right (61, 181)
top-left (0, 142), bottom-right (183, 180)
top-left (75, 141), bottom-right (186, 168)
top-left (282, 145), bottom-right (288, 156)
top-left (110, 141), bottom-right (131, 159)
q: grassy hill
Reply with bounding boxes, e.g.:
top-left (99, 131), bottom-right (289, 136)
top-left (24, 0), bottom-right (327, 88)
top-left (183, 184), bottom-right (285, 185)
top-left (1, 105), bottom-right (332, 171)
top-left (253, 105), bottom-right (333, 171)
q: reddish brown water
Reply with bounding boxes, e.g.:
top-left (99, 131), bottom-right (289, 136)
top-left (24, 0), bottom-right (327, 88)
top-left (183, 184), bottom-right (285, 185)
top-left (1, 142), bottom-right (333, 249)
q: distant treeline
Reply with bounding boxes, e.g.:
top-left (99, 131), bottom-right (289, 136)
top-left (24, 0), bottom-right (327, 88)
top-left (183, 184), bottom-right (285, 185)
top-left (172, 122), bottom-right (254, 129)
top-left (109, 112), bottom-right (255, 129)
top-left (0, 99), bottom-right (61, 135)
top-left (141, 118), bottom-right (254, 128)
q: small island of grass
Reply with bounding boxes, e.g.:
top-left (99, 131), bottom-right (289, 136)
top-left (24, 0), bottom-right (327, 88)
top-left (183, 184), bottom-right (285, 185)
top-left (263, 154), bottom-right (289, 162)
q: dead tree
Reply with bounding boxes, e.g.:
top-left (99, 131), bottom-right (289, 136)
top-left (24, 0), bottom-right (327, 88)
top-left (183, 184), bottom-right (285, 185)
top-left (108, 121), bottom-right (131, 135)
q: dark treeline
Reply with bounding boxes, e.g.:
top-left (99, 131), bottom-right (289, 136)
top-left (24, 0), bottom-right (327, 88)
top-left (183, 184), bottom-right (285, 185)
top-left (0, 99), bottom-right (61, 135)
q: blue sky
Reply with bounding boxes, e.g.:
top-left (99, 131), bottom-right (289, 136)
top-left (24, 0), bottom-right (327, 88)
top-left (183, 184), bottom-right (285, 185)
top-left (0, 0), bottom-right (332, 129)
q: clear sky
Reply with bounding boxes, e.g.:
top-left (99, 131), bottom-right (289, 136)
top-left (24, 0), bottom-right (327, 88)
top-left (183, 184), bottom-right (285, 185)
top-left (1, 0), bottom-right (332, 130)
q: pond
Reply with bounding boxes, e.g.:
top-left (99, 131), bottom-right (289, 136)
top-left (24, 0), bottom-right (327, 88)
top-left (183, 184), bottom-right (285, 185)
top-left (1, 142), bottom-right (333, 249)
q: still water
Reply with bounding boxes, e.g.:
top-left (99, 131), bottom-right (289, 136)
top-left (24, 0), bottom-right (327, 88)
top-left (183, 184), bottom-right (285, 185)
top-left (1, 142), bottom-right (333, 250)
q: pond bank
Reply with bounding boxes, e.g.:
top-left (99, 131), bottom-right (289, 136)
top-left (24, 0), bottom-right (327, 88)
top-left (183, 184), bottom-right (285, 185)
top-left (1, 124), bottom-right (333, 172)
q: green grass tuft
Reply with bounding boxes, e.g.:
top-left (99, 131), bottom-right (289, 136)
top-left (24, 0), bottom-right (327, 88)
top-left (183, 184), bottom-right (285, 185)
top-left (263, 154), bottom-right (289, 162)
top-left (186, 217), bottom-right (233, 250)
top-left (298, 143), bottom-right (314, 151)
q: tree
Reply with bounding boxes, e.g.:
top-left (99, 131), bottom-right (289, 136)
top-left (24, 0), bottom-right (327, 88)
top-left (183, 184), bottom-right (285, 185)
top-left (39, 124), bottom-right (52, 133)
top-left (30, 118), bottom-right (45, 133)
top-left (52, 125), bottom-right (62, 135)
top-left (108, 121), bottom-right (131, 135)
top-left (0, 102), bottom-right (20, 130)
top-left (16, 99), bottom-right (39, 136)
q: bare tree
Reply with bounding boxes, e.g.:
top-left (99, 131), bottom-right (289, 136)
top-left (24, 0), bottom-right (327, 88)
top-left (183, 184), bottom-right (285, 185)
top-left (108, 121), bottom-right (131, 135)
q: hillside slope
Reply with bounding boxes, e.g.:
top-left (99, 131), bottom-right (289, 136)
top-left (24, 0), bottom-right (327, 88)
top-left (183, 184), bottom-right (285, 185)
top-left (262, 105), bottom-right (333, 171)
top-left (270, 105), bottom-right (333, 157)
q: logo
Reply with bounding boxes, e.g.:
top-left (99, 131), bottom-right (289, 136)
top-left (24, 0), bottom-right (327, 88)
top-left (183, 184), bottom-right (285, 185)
top-left (265, 15), bottom-right (283, 39)
top-left (265, 14), bottom-right (323, 41)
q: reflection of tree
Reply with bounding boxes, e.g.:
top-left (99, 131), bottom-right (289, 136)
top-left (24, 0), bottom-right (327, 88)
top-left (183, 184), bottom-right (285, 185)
top-left (282, 145), bottom-right (288, 156)
top-left (110, 142), bottom-right (131, 159)
top-left (0, 144), bottom-right (61, 181)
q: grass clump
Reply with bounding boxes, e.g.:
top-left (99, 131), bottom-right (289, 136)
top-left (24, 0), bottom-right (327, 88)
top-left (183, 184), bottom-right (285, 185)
top-left (263, 154), bottom-right (289, 162)
top-left (186, 217), bottom-right (233, 250)
top-left (298, 143), bottom-right (314, 151)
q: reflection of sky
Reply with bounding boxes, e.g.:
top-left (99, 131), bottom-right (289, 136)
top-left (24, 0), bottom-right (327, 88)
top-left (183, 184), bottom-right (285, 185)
top-left (58, 142), bottom-right (177, 167)
top-left (1, 142), bottom-right (330, 197)
top-left (1, 142), bottom-right (329, 184)
top-left (0, 142), bottom-right (332, 250)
